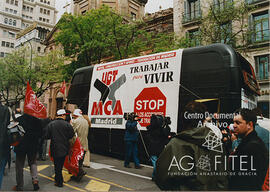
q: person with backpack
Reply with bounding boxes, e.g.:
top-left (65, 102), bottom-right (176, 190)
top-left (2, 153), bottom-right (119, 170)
top-left (0, 100), bottom-right (10, 190)
top-left (155, 101), bottom-right (228, 190)
top-left (12, 113), bottom-right (44, 191)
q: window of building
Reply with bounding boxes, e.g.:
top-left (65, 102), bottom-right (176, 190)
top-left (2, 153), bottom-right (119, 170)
top-left (30, 8), bottom-right (33, 13)
top-left (9, 32), bottom-right (15, 38)
top-left (3, 30), bottom-right (8, 37)
top-left (183, 0), bottom-right (201, 22)
top-left (38, 29), bottom-right (48, 40)
top-left (4, 18), bottom-right (8, 24)
top-left (255, 55), bottom-right (269, 80)
top-left (13, 20), bottom-right (16, 26)
top-left (131, 12), bottom-right (136, 21)
top-left (23, 5), bottom-right (26, 10)
top-left (6, 0), bottom-right (9, 3)
top-left (15, 0), bottom-right (18, 6)
top-left (220, 22), bottom-right (232, 44)
top-left (187, 29), bottom-right (200, 46)
top-left (0, 52), bottom-right (5, 57)
top-left (11, 0), bottom-right (14, 4)
top-left (40, 8), bottom-right (43, 13)
top-left (46, 19), bottom-right (49, 23)
top-left (40, 0), bottom-right (43, 2)
top-left (251, 11), bottom-right (269, 42)
top-left (39, 17), bottom-right (42, 21)
top-left (6, 42), bottom-right (10, 47)
top-left (5, 8), bottom-right (8, 12)
top-left (10, 43), bottom-right (14, 48)
top-left (9, 19), bottom-right (12, 25)
top-left (14, 10), bottom-right (17, 14)
top-left (47, 10), bottom-right (50, 15)
top-left (37, 47), bottom-right (41, 52)
top-left (1, 41), bottom-right (5, 47)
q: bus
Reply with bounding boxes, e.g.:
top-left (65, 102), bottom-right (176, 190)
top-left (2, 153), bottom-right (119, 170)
top-left (67, 43), bottom-right (260, 161)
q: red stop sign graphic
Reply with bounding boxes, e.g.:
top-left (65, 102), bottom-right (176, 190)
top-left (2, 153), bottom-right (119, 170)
top-left (134, 87), bottom-right (166, 127)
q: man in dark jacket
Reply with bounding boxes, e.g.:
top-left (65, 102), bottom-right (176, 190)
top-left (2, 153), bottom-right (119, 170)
top-left (155, 101), bottom-right (228, 190)
top-left (13, 113), bottom-right (43, 191)
top-left (146, 114), bottom-right (170, 180)
top-left (229, 108), bottom-right (268, 191)
top-left (44, 109), bottom-right (74, 187)
top-left (124, 113), bottom-right (141, 169)
top-left (0, 101), bottom-right (10, 190)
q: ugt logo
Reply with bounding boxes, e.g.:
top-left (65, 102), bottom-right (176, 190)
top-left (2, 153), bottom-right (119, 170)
top-left (91, 70), bottom-right (126, 115)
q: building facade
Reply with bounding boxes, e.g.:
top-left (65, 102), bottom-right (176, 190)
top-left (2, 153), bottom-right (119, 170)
top-left (0, 0), bottom-right (57, 57)
top-left (173, 0), bottom-right (269, 116)
top-left (15, 22), bottom-right (50, 55)
top-left (73, 0), bottom-right (147, 20)
top-left (144, 8), bottom-right (173, 34)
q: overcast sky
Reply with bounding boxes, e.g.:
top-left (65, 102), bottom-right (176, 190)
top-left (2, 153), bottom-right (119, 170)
top-left (55, 0), bottom-right (173, 21)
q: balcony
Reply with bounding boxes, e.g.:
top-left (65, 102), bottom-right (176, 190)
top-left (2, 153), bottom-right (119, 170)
top-left (212, 1), bottom-right (234, 12)
top-left (246, 0), bottom-right (269, 6)
top-left (182, 10), bottom-right (202, 24)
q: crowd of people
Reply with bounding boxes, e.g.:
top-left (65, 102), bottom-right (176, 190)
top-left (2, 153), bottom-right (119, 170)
top-left (0, 98), bottom-right (269, 191)
top-left (152, 102), bottom-right (269, 191)
top-left (0, 103), bottom-right (91, 191)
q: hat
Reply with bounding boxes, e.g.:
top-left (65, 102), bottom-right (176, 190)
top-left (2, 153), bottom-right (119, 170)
top-left (73, 109), bottom-right (82, 117)
top-left (57, 109), bottom-right (66, 116)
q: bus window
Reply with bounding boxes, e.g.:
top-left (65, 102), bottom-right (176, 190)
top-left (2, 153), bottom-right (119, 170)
top-left (71, 72), bottom-right (84, 85)
top-left (238, 53), bottom-right (260, 96)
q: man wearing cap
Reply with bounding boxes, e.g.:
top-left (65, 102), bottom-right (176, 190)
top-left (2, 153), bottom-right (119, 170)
top-left (44, 109), bottom-right (75, 187)
top-left (71, 109), bottom-right (88, 180)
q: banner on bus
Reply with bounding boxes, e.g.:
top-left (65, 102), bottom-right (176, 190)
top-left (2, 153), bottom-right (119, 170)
top-left (88, 49), bottom-right (183, 131)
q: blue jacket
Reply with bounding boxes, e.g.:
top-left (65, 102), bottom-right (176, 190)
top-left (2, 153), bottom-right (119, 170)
top-left (255, 123), bottom-right (269, 151)
top-left (124, 120), bottom-right (139, 141)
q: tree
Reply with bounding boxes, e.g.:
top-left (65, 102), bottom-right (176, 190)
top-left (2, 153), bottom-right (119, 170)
top-left (55, 6), bottom-right (149, 77)
top-left (198, 0), bottom-right (252, 49)
top-left (0, 48), bottom-right (65, 107)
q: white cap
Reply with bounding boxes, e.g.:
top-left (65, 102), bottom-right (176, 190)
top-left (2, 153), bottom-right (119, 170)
top-left (57, 109), bottom-right (66, 116)
top-left (73, 109), bottom-right (82, 117)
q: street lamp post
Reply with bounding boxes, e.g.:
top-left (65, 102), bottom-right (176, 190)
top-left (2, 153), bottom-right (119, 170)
top-left (22, 36), bottom-right (33, 82)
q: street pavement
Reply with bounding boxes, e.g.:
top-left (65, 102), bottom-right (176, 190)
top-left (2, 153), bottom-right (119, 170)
top-left (1, 153), bottom-right (160, 191)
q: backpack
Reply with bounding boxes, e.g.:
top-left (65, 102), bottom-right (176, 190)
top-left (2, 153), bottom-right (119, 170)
top-left (7, 122), bottom-right (25, 146)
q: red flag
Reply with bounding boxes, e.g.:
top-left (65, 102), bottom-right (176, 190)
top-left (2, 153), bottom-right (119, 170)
top-left (60, 80), bottom-right (66, 95)
top-left (24, 82), bottom-right (47, 119)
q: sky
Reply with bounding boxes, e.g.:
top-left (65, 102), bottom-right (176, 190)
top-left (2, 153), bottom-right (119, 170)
top-left (55, 0), bottom-right (173, 22)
